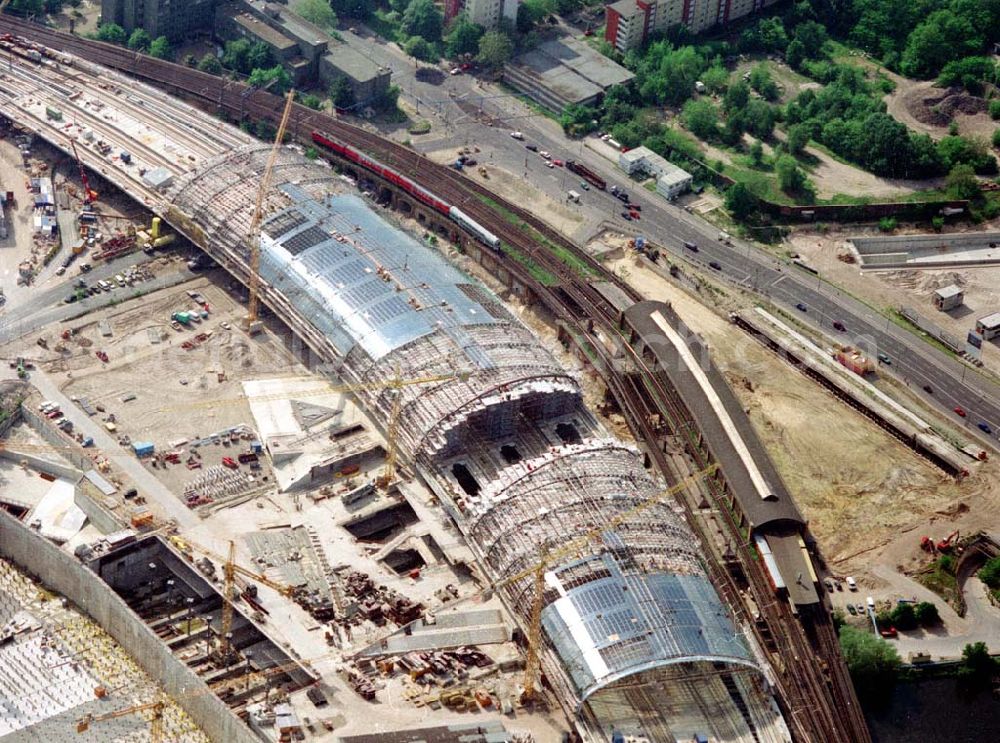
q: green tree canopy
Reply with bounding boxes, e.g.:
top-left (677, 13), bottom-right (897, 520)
top-left (247, 65), bottom-right (293, 95)
top-left (683, 99), bottom-right (718, 140)
top-left (330, 76), bottom-right (355, 108)
top-left (914, 601), bottom-right (940, 625)
top-left (958, 641), bottom-right (998, 684)
top-left (148, 36), bottom-right (171, 60)
top-left (294, 0), bottom-right (338, 32)
top-left (223, 39), bottom-right (252, 72)
top-left (444, 14), bottom-right (484, 59)
top-left (247, 41), bottom-right (275, 71)
top-left (636, 43), bottom-right (706, 106)
top-left (403, 35), bottom-right (436, 62)
top-left (95, 23), bottom-right (127, 45)
top-left (197, 54), bottom-right (223, 75)
top-left (947, 163), bottom-right (980, 199)
top-left (126, 28), bottom-right (151, 52)
top-left (839, 625), bottom-right (901, 698)
top-left (477, 31), bottom-right (513, 70)
top-left (725, 181), bottom-right (758, 219)
top-left (402, 0), bottom-right (444, 42)
top-left (787, 123), bottom-right (811, 155)
top-left (776, 154), bottom-right (807, 192)
top-left (979, 556), bottom-right (1000, 588)
top-left (723, 80), bottom-right (750, 114)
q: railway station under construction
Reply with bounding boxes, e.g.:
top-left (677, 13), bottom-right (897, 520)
top-left (161, 145), bottom-right (791, 742)
top-left (0, 25), bottom-right (839, 742)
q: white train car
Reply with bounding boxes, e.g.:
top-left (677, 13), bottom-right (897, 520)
top-left (450, 206), bottom-right (500, 250)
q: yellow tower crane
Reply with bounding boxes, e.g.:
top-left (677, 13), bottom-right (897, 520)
top-left (245, 89), bottom-right (295, 335)
top-left (77, 698), bottom-right (166, 741)
top-left (167, 536), bottom-right (296, 663)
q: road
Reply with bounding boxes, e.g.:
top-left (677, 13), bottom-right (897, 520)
top-left (335, 29), bottom-right (1000, 443)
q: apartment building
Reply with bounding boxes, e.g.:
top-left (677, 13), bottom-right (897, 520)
top-left (605, 0), bottom-right (781, 51)
top-left (445, 0), bottom-right (521, 29)
top-left (101, 0), bottom-right (219, 41)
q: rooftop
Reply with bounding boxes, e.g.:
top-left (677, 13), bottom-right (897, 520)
top-left (508, 34), bottom-right (634, 106)
top-left (935, 284), bottom-right (964, 298)
top-left (245, 0), bottom-right (327, 47)
top-left (979, 311), bottom-right (1000, 327)
top-left (323, 43), bottom-right (388, 84)
top-left (218, 4), bottom-right (298, 51)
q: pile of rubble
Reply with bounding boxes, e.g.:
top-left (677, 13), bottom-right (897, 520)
top-left (340, 570), bottom-right (423, 626)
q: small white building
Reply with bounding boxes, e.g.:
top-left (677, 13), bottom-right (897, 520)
top-left (975, 312), bottom-right (1000, 340)
top-left (933, 285), bottom-right (964, 311)
top-left (618, 146), bottom-right (692, 200)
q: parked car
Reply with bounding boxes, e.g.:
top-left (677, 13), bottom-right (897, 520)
top-left (552, 159), bottom-right (563, 166)
top-left (510, 131), bottom-right (524, 140)
top-left (846, 576), bottom-right (857, 590)
top-left (525, 144), bottom-right (538, 152)
top-left (954, 406), bottom-right (966, 417)
top-left (621, 212), bottom-right (632, 220)
top-left (579, 181), bottom-right (590, 190)
top-left (709, 261), bottom-right (722, 270)
top-left (923, 385), bottom-right (933, 394)
top-left (539, 151), bottom-right (551, 159)
top-left (683, 241), bottom-right (698, 252)
top-left (795, 302), bottom-right (808, 312)
top-left (978, 422), bottom-right (993, 434)
top-left (846, 604), bottom-right (857, 615)
top-left (877, 353), bottom-right (891, 364)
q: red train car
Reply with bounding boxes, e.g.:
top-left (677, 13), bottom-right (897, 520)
top-left (311, 131), bottom-right (451, 215)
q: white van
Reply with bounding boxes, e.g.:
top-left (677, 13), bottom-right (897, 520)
top-left (567, 190), bottom-right (580, 203)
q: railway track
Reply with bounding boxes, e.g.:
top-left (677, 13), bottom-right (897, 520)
top-left (0, 19), bottom-right (870, 742)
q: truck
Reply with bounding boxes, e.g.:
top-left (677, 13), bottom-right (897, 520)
top-left (565, 160), bottom-right (606, 190)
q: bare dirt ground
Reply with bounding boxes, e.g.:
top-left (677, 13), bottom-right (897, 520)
top-left (607, 253), bottom-right (999, 577)
top-left (885, 76), bottom-right (999, 141)
top-left (787, 227), bottom-right (1000, 375)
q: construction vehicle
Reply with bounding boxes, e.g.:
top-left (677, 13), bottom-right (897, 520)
top-left (245, 90), bottom-right (295, 335)
top-left (937, 530), bottom-right (960, 553)
top-left (920, 535), bottom-right (935, 553)
top-left (77, 698), bottom-right (165, 741)
top-left (70, 139), bottom-right (98, 205)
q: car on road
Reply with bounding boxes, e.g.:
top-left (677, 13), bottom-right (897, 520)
top-left (579, 181), bottom-right (590, 190)
top-left (878, 353), bottom-right (891, 364)
top-left (978, 422), bottom-right (993, 434)
top-left (709, 261), bottom-right (722, 270)
top-left (955, 406), bottom-right (966, 417)
top-left (796, 302), bottom-right (808, 312)
top-left (63, 294), bottom-right (77, 304)
top-left (683, 241), bottom-right (698, 252)
top-left (552, 159), bottom-right (563, 166)
top-left (525, 144), bottom-right (538, 152)
top-left (510, 131), bottom-right (524, 140)
top-left (923, 385), bottom-right (933, 394)
top-left (621, 211), bottom-right (632, 221)
top-left (833, 320), bottom-right (846, 331)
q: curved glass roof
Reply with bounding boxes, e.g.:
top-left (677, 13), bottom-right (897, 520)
top-left (541, 554), bottom-right (752, 699)
top-left (259, 185), bottom-right (501, 361)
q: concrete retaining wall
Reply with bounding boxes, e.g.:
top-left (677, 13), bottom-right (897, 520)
top-left (0, 510), bottom-right (258, 743)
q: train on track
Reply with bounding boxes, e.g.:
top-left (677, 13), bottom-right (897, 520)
top-left (311, 130), bottom-right (501, 251)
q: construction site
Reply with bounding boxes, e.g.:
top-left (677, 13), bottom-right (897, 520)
top-left (0, 22), bottom-right (904, 743)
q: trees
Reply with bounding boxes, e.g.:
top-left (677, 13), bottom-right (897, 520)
top-left (247, 65), bottom-right (293, 95)
top-left (404, 36), bottom-right (436, 61)
top-left (683, 99), bottom-right (719, 141)
top-left (635, 43), bottom-right (706, 106)
top-left (198, 54), bottom-right (223, 75)
top-left (749, 140), bottom-right (765, 166)
top-left (559, 103), bottom-right (598, 137)
top-left (744, 99), bottom-right (775, 139)
top-left (938, 135), bottom-right (997, 173)
top-left (148, 36), bottom-right (171, 60)
top-left (247, 42), bottom-right (274, 71)
top-left (517, 0), bottom-right (555, 32)
top-left (787, 123), bottom-right (811, 155)
top-left (94, 23), bottom-right (127, 45)
top-left (901, 11), bottom-right (982, 78)
top-left (914, 601), bottom-right (940, 625)
top-left (330, 0), bottom-right (372, 18)
top-left (294, 0), bottom-right (338, 32)
top-left (182, 54), bottom-right (198, 68)
top-left (839, 625), bottom-right (901, 698)
top-left (776, 154), bottom-right (807, 192)
top-left (723, 80), bottom-right (750, 114)
top-left (991, 101), bottom-right (1000, 120)
top-left (477, 31), bottom-right (513, 70)
top-left (701, 64), bottom-right (729, 94)
top-left (223, 39), bottom-right (252, 72)
top-left (725, 182), bottom-right (758, 220)
top-left (947, 163), bottom-right (981, 199)
top-left (979, 556), bottom-right (1000, 589)
top-left (749, 64), bottom-right (780, 101)
top-left (126, 28), bottom-right (150, 52)
top-left (993, 128), bottom-right (1000, 148)
top-left (890, 602), bottom-right (917, 631)
top-left (300, 93), bottom-right (324, 110)
top-left (401, 0), bottom-right (444, 43)
top-left (444, 14), bottom-right (484, 59)
top-left (10, 0), bottom-right (43, 14)
top-left (958, 641), bottom-right (998, 684)
top-left (329, 76), bottom-right (355, 109)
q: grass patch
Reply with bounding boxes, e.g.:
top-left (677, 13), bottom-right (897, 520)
top-left (475, 194), bottom-right (598, 280)
top-left (887, 308), bottom-right (958, 360)
top-left (407, 120), bottom-right (432, 135)
top-left (915, 558), bottom-right (962, 612)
